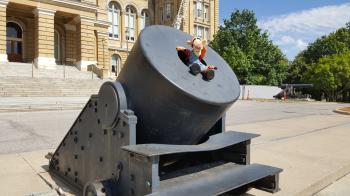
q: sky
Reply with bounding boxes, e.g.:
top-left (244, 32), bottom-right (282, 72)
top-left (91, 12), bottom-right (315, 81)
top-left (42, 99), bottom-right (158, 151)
top-left (219, 0), bottom-right (350, 60)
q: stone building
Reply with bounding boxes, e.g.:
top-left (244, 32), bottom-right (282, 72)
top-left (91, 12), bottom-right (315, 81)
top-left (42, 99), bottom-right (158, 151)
top-left (0, 0), bottom-right (219, 78)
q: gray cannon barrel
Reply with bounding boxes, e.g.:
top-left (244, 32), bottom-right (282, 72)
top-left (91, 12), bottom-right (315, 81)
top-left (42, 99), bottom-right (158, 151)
top-left (117, 25), bottom-right (240, 145)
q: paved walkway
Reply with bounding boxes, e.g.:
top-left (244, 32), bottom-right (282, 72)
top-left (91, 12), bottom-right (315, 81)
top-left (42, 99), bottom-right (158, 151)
top-left (0, 100), bottom-right (349, 195)
top-left (0, 97), bottom-right (89, 112)
top-left (315, 172), bottom-right (350, 196)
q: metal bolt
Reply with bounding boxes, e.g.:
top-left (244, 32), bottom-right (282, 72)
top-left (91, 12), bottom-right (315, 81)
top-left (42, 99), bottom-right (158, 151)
top-left (54, 159), bottom-right (59, 165)
top-left (74, 136), bottom-right (78, 144)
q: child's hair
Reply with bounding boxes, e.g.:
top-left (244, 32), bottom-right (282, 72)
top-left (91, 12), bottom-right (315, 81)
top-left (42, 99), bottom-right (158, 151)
top-left (191, 37), bottom-right (202, 47)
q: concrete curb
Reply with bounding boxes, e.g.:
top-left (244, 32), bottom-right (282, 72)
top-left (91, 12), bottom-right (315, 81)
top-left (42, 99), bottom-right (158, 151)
top-left (333, 108), bottom-right (350, 115)
top-left (297, 163), bottom-right (350, 196)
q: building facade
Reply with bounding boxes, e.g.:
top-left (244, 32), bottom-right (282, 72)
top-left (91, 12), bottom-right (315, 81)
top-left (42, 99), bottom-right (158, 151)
top-left (0, 0), bottom-right (219, 78)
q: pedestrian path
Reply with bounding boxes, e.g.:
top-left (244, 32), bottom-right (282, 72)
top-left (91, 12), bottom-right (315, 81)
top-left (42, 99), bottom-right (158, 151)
top-left (0, 77), bottom-right (109, 97)
top-left (0, 97), bottom-right (89, 112)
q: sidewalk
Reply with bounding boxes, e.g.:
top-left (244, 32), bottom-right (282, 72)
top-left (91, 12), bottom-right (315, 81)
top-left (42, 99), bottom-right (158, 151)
top-left (0, 150), bottom-right (55, 195)
top-left (0, 97), bottom-right (89, 112)
top-left (0, 100), bottom-right (349, 195)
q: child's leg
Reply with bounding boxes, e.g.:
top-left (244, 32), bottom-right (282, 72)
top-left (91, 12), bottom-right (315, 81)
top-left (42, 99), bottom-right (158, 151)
top-left (198, 62), bottom-right (207, 72)
top-left (189, 63), bottom-right (201, 75)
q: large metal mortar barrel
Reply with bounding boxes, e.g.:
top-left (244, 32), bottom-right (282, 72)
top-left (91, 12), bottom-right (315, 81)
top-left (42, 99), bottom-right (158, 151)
top-left (117, 25), bottom-right (240, 145)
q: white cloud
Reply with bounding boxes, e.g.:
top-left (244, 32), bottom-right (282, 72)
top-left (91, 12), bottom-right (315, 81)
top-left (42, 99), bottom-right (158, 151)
top-left (275, 35), bottom-right (295, 45)
top-left (296, 39), bottom-right (308, 51)
top-left (258, 3), bottom-right (350, 59)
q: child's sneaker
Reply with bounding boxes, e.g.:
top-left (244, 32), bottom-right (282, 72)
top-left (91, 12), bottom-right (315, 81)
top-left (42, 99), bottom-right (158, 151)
top-left (190, 63), bottom-right (201, 75)
top-left (203, 69), bottom-right (215, 80)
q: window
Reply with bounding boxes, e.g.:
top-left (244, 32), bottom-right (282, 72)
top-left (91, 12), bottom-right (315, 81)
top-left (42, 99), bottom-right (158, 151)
top-left (125, 6), bottom-right (136, 41)
top-left (165, 3), bottom-right (172, 19)
top-left (141, 10), bottom-right (150, 30)
top-left (7, 22), bottom-right (22, 38)
top-left (196, 1), bottom-right (203, 18)
top-left (108, 2), bottom-right (120, 39)
top-left (111, 54), bottom-right (120, 74)
top-left (204, 5), bottom-right (209, 21)
top-left (196, 26), bottom-right (204, 38)
top-left (6, 22), bottom-right (23, 62)
top-left (204, 28), bottom-right (210, 40)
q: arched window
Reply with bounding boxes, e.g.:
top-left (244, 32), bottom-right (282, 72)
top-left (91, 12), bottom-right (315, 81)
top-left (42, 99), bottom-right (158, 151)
top-left (108, 2), bottom-right (120, 39)
top-left (7, 22), bottom-right (22, 38)
top-left (111, 54), bottom-right (120, 74)
top-left (125, 5), bottom-right (136, 41)
top-left (141, 10), bottom-right (150, 30)
top-left (6, 22), bottom-right (23, 62)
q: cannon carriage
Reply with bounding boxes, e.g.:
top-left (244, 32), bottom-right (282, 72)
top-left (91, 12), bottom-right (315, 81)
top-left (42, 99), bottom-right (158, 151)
top-left (49, 25), bottom-right (282, 196)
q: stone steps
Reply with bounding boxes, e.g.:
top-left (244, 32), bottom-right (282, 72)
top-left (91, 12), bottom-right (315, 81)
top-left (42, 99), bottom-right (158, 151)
top-left (0, 77), bottom-right (110, 97)
top-left (0, 63), bottom-right (100, 79)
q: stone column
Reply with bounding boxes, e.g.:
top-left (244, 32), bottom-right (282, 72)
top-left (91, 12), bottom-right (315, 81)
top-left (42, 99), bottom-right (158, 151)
top-left (95, 21), bottom-right (109, 69)
top-left (0, 0), bottom-right (8, 63)
top-left (76, 16), bottom-right (96, 71)
top-left (137, 13), bottom-right (142, 35)
top-left (214, 0), bottom-right (219, 34)
top-left (33, 8), bottom-right (56, 69)
top-left (120, 11), bottom-right (126, 49)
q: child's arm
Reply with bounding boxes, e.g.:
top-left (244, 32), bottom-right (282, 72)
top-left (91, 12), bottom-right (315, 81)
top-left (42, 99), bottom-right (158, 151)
top-left (176, 46), bottom-right (186, 51)
top-left (200, 47), bottom-right (207, 59)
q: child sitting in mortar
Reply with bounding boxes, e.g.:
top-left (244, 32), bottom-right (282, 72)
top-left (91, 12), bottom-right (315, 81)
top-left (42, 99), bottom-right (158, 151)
top-left (176, 37), bottom-right (217, 80)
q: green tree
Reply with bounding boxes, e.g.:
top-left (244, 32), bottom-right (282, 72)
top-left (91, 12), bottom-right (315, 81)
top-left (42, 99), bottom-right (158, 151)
top-left (210, 9), bottom-right (288, 85)
top-left (303, 52), bottom-right (350, 101)
top-left (288, 25), bottom-right (350, 83)
top-left (287, 23), bottom-right (350, 101)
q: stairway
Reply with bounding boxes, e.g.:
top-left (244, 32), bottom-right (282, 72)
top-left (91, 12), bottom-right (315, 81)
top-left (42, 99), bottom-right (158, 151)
top-left (0, 77), bottom-right (109, 97)
top-left (0, 62), bottom-right (100, 79)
